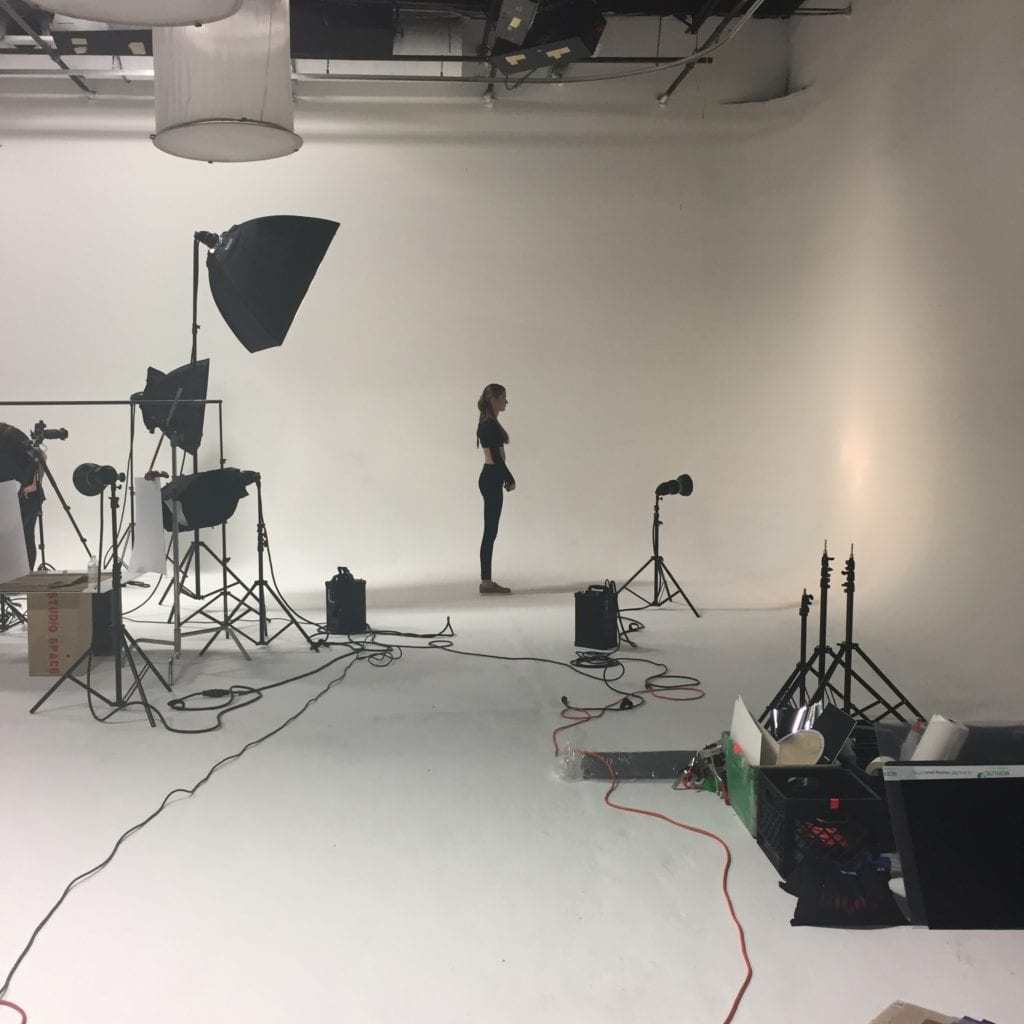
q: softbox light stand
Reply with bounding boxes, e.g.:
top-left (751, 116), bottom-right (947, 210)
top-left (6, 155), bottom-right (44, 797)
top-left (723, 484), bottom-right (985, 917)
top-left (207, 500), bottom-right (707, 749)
top-left (141, 453), bottom-right (254, 676)
top-left (30, 474), bottom-right (170, 725)
top-left (221, 474), bottom-right (318, 651)
top-left (617, 495), bottom-right (699, 616)
top-left (174, 216), bottom-right (337, 601)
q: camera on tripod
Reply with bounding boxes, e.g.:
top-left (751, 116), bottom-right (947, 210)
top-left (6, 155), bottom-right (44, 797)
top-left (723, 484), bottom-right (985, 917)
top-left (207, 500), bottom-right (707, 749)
top-left (30, 420), bottom-right (69, 446)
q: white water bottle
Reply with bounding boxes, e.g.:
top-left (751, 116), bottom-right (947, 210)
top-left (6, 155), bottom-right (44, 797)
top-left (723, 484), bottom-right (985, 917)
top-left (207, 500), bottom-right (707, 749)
top-left (87, 556), bottom-right (99, 591)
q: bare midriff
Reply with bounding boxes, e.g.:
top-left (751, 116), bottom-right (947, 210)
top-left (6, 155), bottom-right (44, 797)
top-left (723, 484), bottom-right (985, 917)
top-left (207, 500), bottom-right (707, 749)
top-left (482, 447), bottom-right (503, 466)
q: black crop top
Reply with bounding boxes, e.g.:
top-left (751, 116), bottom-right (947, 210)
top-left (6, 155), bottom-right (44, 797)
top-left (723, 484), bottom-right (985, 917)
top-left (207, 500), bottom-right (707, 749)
top-left (477, 417), bottom-right (514, 486)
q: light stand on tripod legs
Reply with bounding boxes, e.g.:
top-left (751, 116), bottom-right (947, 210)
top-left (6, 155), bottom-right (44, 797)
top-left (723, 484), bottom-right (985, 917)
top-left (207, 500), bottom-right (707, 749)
top-left (221, 474), bottom-right (318, 650)
top-left (760, 589), bottom-right (815, 722)
top-left (813, 546), bottom-right (923, 722)
top-left (760, 544), bottom-right (840, 723)
top-left (617, 487), bottom-right (699, 616)
top-left (30, 466), bottom-right (171, 725)
top-left (141, 454), bottom-right (254, 672)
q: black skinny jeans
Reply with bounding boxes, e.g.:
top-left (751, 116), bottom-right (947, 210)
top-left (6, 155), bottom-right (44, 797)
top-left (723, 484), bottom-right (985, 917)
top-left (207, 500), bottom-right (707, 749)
top-left (478, 464), bottom-right (504, 580)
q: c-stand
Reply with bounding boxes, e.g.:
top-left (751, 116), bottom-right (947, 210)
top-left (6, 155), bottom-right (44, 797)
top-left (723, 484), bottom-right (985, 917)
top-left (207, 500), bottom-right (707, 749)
top-left (811, 547), bottom-right (923, 722)
top-left (760, 544), bottom-right (839, 723)
top-left (30, 473), bottom-right (170, 725)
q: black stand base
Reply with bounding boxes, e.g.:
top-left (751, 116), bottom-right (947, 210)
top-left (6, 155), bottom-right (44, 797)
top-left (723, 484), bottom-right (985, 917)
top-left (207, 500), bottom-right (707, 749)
top-left (226, 579), bottom-right (319, 651)
top-left (763, 550), bottom-right (923, 725)
top-left (164, 538), bottom-right (254, 660)
top-left (618, 555), bottom-right (700, 616)
top-left (812, 642), bottom-right (924, 723)
top-left (1, 594), bottom-right (27, 633)
top-left (160, 539), bottom-right (247, 609)
top-left (761, 644), bottom-right (837, 721)
top-left (29, 627), bottom-right (171, 727)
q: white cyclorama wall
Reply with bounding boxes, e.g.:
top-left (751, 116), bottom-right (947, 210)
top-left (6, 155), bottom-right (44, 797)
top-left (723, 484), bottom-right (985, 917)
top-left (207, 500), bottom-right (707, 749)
top-left (0, 1), bottom-right (1021, 712)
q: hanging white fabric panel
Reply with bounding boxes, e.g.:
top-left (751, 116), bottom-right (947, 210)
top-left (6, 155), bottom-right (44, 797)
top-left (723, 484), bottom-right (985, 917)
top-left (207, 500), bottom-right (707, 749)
top-left (43, 1), bottom-right (242, 26)
top-left (152, 0), bottom-right (301, 163)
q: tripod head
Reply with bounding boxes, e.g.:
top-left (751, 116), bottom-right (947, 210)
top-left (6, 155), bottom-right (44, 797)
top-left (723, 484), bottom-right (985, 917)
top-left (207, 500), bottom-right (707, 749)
top-left (820, 542), bottom-right (834, 591)
top-left (841, 544), bottom-right (855, 594)
top-left (30, 420), bottom-right (69, 445)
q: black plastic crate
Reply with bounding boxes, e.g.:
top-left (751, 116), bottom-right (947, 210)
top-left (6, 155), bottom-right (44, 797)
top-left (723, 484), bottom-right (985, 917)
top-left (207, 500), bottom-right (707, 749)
top-left (756, 766), bottom-right (885, 878)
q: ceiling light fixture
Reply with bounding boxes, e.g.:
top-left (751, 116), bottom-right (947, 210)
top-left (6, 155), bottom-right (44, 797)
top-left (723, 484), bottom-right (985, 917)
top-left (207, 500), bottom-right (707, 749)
top-left (153, 0), bottom-right (300, 163)
top-left (41, 0), bottom-right (241, 27)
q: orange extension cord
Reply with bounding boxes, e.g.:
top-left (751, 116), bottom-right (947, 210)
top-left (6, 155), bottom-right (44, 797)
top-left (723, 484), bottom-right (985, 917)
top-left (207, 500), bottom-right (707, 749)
top-left (0, 1000), bottom-right (27, 1023)
top-left (554, 692), bottom-right (752, 1024)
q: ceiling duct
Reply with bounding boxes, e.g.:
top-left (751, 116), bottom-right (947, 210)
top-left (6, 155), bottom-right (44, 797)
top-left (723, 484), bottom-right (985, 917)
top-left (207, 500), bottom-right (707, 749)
top-left (290, 1), bottom-right (395, 59)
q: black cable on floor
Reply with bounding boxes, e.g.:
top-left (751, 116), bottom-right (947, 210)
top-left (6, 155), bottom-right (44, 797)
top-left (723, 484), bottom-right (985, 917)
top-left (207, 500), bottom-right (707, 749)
top-left (0, 653), bottom-right (362, 1004)
top-left (4, 613), bottom-right (705, 1010)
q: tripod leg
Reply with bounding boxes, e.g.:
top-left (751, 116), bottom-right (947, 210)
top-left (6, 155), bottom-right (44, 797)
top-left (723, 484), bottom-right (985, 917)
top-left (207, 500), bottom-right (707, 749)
top-left (659, 560), bottom-right (700, 618)
top-left (29, 648), bottom-right (116, 714)
top-left (848, 645), bottom-right (923, 720)
top-left (162, 541), bottom-right (198, 610)
top-left (760, 651), bottom-right (826, 722)
top-left (231, 580), bottom-right (318, 650)
top-left (118, 639), bottom-right (158, 728)
top-left (1, 595), bottom-right (28, 631)
top-left (803, 647), bottom-right (839, 707)
top-left (123, 630), bottom-right (173, 694)
top-left (197, 620), bottom-right (251, 659)
top-left (263, 581), bottom-right (318, 648)
top-left (617, 556), bottom-right (656, 594)
top-left (652, 559), bottom-right (670, 607)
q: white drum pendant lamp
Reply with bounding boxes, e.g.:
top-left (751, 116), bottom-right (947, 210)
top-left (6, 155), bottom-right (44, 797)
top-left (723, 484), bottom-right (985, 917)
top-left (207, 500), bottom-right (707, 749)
top-left (43, 1), bottom-right (242, 26)
top-left (153, 0), bottom-right (301, 163)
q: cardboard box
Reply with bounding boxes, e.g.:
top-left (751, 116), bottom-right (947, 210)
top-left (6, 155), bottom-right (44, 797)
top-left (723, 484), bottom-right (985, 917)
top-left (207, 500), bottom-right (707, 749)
top-left (27, 591), bottom-right (93, 677)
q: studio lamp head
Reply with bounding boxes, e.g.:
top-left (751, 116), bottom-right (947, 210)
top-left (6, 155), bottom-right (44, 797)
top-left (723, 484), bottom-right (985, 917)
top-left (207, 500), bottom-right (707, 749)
top-left (73, 463), bottom-right (122, 497)
top-left (132, 358), bottom-right (210, 456)
top-left (161, 468), bottom-right (259, 532)
top-left (655, 473), bottom-right (693, 498)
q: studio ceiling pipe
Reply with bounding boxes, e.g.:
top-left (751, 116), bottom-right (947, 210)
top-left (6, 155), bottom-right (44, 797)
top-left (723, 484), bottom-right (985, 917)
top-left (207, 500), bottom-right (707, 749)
top-left (152, 0), bottom-right (301, 163)
top-left (41, 0), bottom-right (241, 27)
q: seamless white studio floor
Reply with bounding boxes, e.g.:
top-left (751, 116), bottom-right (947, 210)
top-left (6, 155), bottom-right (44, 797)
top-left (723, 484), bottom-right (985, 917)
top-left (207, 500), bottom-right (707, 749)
top-left (0, 579), bottom-right (1020, 1024)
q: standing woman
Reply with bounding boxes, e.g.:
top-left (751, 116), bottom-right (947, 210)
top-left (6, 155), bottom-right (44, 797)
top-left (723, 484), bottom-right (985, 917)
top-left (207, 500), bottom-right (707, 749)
top-left (477, 383), bottom-right (515, 594)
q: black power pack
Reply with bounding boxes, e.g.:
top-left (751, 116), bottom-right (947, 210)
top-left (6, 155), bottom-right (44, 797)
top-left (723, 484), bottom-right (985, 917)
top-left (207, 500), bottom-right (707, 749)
top-left (325, 567), bottom-right (367, 635)
top-left (574, 581), bottom-right (619, 650)
top-left (92, 591), bottom-right (114, 656)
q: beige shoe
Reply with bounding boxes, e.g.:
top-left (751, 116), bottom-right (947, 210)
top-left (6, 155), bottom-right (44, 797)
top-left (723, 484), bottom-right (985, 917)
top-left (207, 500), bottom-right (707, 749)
top-left (479, 580), bottom-right (511, 595)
